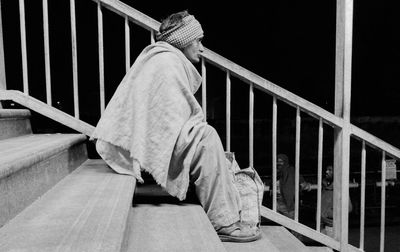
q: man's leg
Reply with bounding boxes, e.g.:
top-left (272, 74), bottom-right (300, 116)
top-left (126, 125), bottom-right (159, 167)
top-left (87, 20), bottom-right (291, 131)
top-left (189, 125), bottom-right (241, 230)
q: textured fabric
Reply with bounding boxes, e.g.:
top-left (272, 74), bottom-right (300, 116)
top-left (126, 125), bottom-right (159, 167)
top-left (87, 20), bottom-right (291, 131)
top-left (225, 153), bottom-right (264, 227)
top-left (156, 15), bottom-right (203, 49)
top-left (189, 126), bottom-right (241, 230)
top-left (91, 41), bottom-right (204, 200)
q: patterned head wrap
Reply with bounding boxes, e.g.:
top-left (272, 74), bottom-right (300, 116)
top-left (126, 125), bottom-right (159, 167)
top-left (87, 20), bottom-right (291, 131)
top-left (156, 15), bottom-right (203, 49)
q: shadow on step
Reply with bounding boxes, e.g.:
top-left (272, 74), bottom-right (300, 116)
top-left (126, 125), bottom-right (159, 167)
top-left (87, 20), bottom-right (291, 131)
top-left (133, 173), bottom-right (200, 206)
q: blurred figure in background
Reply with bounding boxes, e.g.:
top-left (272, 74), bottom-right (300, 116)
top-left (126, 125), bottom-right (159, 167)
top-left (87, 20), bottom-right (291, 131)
top-left (321, 164), bottom-right (353, 237)
top-left (276, 154), bottom-right (312, 219)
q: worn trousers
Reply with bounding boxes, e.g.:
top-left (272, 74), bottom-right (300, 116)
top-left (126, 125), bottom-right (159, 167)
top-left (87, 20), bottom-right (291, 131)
top-left (189, 126), bottom-right (241, 230)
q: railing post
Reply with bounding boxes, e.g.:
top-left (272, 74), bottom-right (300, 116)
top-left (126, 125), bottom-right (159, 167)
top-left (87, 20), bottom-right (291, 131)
top-left (69, 0), bottom-right (79, 118)
top-left (272, 96), bottom-right (277, 211)
top-left (125, 16), bottom-right (130, 73)
top-left (201, 57), bottom-right (206, 121)
top-left (19, 0), bottom-right (28, 94)
top-left (333, 0), bottom-right (353, 250)
top-left (97, 1), bottom-right (105, 114)
top-left (225, 71), bottom-right (231, 152)
top-left (0, 0), bottom-right (6, 107)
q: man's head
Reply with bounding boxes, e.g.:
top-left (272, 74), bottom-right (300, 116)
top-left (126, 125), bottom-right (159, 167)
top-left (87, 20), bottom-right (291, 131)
top-left (277, 154), bottom-right (289, 176)
top-left (156, 10), bottom-right (204, 63)
top-left (325, 165), bottom-right (333, 182)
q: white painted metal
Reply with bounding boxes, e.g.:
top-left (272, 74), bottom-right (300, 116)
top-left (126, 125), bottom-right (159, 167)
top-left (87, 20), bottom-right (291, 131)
top-left (201, 57), bottom-right (206, 121)
top-left (249, 83), bottom-right (254, 167)
top-left (334, 1), bottom-right (354, 249)
top-left (0, 90), bottom-right (94, 136)
top-left (380, 151), bottom-right (386, 252)
top-left (69, 0), bottom-right (79, 118)
top-left (42, 0), bottom-right (52, 105)
top-left (97, 2), bottom-right (105, 114)
top-left (272, 97), bottom-right (277, 211)
top-left (0, 0), bottom-right (6, 93)
top-left (226, 71), bottom-right (231, 152)
top-left (316, 118), bottom-right (324, 231)
top-left (18, 0), bottom-right (29, 94)
top-left (294, 106), bottom-right (301, 222)
top-left (150, 30), bottom-right (155, 44)
top-left (125, 16), bottom-right (130, 72)
top-left (360, 141), bottom-right (366, 250)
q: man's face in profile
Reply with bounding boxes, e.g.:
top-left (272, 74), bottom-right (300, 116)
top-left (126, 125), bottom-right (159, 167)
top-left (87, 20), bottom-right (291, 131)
top-left (325, 165), bottom-right (333, 182)
top-left (277, 157), bottom-right (285, 176)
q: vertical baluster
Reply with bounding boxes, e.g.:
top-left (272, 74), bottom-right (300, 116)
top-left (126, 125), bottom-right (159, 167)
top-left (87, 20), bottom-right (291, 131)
top-left (69, 0), bottom-right (79, 118)
top-left (124, 16), bottom-right (130, 73)
top-left (249, 83), bottom-right (254, 168)
top-left (42, 0), bottom-right (51, 105)
top-left (272, 96), bottom-right (277, 211)
top-left (0, 0), bottom-right (7, 92)
top-left (150, 30), bottom-right (155, 44)
top-left (201, 57), bottom-right (206, 121)
top-left (316, 118), bottom-right (324, 231)
top-left (97, 2), bottom-right (105, 114)
top-left (294, 106), bottom-right (301, 221)
top-left (226, 71), bottom-right (231, 152)
top-left (360, 141), bottom-right (366, 250)
top-left (18, 0), bottom-right (28, 94)
top-left (380, 151), bottom-right (386, 252)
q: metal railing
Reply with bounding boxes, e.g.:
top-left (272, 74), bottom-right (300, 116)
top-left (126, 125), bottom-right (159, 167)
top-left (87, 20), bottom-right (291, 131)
top-left (0, 0), bottom-right (399, 251)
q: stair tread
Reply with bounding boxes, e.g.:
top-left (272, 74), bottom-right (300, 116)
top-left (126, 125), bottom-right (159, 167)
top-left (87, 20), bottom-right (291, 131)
top-left (124, 203), bottom-right (226, 252)
top-left (0, 134), bottom-right (86, 179)
top-left (0, 159), bottom-right (136, 251)
top-left (307, 246), bottom-right (334, 252)
top-left (223, 226), bottom-right (309, 252)
top-left (261, 226), bottom-right (309, 251)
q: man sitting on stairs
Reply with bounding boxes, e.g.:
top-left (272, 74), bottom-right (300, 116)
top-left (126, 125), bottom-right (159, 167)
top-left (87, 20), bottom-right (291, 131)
top-left (91, 10), bottom-right (261, 242)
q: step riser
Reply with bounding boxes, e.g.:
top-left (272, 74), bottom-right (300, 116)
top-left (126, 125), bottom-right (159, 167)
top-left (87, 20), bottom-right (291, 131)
top-left (0, 116), bottom-right (32, 140)
top-left (0, 143), bottom-right (87, 227)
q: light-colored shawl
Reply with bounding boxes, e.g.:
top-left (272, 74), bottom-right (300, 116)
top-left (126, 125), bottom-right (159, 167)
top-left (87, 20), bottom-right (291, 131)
top-left (91, 41), bottom-right (206, 200)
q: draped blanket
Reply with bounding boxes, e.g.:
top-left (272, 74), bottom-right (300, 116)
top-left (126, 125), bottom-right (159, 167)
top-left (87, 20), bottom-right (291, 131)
top-left (91, 42), bottom-right (206, 200)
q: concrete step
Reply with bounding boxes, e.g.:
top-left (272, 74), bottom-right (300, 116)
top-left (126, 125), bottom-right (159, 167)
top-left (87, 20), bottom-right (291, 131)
top-left (131, 182), bottom-right (314, 252)
top-left (123, 203), bottom-right (226, 252)
top-left (120, 183), bottom-right (223, 251)
top-left (0, 133), bottom-right (87, 227)
top-left (223, 226), bottom-right (310, 252)
top-left (308, 246), bottom-right (334, 252)
top-left (0, 159), bottom-right (136, 251)
top-left (0, 109), bottom-right (32, 140)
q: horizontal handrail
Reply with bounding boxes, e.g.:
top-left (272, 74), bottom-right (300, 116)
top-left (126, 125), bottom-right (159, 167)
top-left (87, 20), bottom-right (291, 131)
top-left (0, 90), bottom-right (94, 136)
top-left (351, 125), bottom-right (400, 159)
top-left (91, 0), bottom-right (159, 31)
top-left (202, 49), bottom-right (344, 128)
top-left (261, 206), bottom-right (340, 250)
top-left (261, 206), bottom-right (363, 252)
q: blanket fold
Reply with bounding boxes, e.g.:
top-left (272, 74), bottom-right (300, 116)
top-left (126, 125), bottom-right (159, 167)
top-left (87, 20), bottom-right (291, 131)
top-left (92, 41), bottom-right (205, 200)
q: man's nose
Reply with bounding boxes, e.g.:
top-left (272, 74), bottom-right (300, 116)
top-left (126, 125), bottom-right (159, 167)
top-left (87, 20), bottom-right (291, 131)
top-left (199, 43), bottom-right (204, 52)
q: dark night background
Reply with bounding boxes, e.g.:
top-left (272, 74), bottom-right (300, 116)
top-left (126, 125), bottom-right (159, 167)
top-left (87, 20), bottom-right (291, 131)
top-left (1, 1), bottom-right (400, 249)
